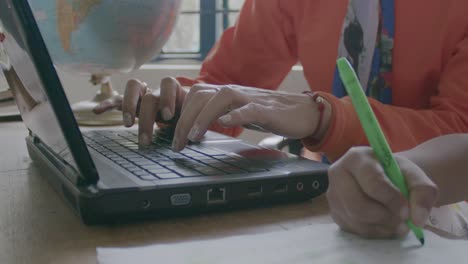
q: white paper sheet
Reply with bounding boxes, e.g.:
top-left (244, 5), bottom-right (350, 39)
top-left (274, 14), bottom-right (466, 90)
top-left (97, 224), bottom-right (467, 264)
top-left (427, 202), bottom-right (468, 238)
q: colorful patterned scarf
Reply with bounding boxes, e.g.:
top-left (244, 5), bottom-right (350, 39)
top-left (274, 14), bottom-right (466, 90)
top-left (332, 0), bottom-right (395, 104)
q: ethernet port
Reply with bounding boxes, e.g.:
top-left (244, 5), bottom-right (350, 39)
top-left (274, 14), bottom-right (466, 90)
top-left (207, 187), bottom-right (226, 204)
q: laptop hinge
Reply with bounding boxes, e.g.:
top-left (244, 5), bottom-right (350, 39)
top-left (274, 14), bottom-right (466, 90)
top-left (29, 131), bottom-right (90, 187)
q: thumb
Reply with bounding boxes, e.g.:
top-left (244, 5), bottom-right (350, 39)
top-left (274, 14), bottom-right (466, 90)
top-left (92, 96), bottom-right (123, 114)
top-left (397, 156), bottom-right (439, 227)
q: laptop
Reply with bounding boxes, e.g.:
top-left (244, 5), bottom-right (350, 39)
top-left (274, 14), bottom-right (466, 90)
top-left (0, 0), bottom-right (329, 224)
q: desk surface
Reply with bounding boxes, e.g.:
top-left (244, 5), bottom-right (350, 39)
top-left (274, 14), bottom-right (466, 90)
top-left (0, 122), bottom-right (331, 264)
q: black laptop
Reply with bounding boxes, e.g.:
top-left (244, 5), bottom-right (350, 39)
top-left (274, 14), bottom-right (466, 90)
top-left (0, 0), bottom-right (328, 224)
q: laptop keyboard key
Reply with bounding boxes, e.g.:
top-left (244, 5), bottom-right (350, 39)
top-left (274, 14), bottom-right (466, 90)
top-left (148, 168), bottom-right (172, 175)
top-left (123, 165), bottom-right (138, 171)
top-left (158, 160), bottom-right (176, 166)
top-left (117, 161), bottom-right (132, 167)
top-left (166, 165), bottom-right (201, 177)
top-left (156, 173), bottom-right (180, 179)
top-left (139, 175), bottom-right (157, 181)
top-left (134, 160), bottom-right (157, 166)
top-left (141, 164), bottom-right (165, 170)
top-left (130, 168), bottom-right (145, 174)
top-left (214, 165), bottom-right (247, 174)
top-left (165, 153), bottom-right (185, 159)
top-left (200, 159), bottom-right (225, 165)
top-left (126, 157), bottom-right (146, 162)
top-left (193, 166), bottom-right (223, 176)
top-left (134, 171), bottom-right (151, 176)
top-left (189, 146), bottom-right (225, 156)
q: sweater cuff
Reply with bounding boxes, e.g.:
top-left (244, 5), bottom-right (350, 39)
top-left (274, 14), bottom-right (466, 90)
top-left (301, 92), bottom-right (365, 161)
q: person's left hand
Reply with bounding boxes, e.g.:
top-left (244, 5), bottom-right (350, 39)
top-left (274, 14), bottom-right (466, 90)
top-left (171, 84), bottom-right (329, 152)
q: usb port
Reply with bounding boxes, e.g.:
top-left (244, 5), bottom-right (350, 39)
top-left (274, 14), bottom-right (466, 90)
top-left (207, 187), bottom-right (226, 204)
top-left (273, 184), bottom-right (288, 193)
top-left (247, 185), bottom-right (263, 197)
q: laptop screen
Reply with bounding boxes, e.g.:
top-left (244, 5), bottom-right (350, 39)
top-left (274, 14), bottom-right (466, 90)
top-left (0, 0), bottom-right (98, 184)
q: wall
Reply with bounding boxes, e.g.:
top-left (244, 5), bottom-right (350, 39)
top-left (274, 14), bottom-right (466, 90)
top-left (59, 63), bottom-right (309, 145)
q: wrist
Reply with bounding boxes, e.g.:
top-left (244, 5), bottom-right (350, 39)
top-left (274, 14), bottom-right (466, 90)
top-left (303, 92), bottom-right (332, 141)
top-left (312, 97), bottom-right (332, 140)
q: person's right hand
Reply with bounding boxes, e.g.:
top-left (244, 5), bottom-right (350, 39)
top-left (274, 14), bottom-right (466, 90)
top-left (93, 77), bottom-right (189, 145)
top-left (327, 147), bottom-right (439, 239)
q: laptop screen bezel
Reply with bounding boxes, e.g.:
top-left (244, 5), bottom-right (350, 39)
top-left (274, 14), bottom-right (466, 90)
top-left (9, 0), bottom-right (99, 185)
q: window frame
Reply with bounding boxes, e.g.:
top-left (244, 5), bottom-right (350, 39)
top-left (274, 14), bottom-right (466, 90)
top-left (157, 0), bottom-right (240, 61)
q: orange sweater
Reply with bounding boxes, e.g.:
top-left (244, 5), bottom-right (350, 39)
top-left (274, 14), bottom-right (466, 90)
top-left (177, 0), bottom-right (468, 161)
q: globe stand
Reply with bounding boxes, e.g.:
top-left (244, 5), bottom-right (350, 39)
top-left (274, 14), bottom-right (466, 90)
top-left (72, 74), bottom-right (123, 126)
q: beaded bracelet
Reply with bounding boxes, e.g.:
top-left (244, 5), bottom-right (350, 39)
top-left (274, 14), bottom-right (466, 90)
top-left (303, 91), bottom-right (326, 139)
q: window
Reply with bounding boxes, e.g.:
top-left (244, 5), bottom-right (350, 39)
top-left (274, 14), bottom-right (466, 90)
top-left (159, 0), bottom-right (244, 60)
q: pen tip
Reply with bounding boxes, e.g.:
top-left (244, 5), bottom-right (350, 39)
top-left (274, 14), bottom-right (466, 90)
top-left (419, 238), bottom-right (425, 245)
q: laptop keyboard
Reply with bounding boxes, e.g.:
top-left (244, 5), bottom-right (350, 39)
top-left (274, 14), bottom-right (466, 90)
top-left (83, 130), bottom-right (269, 181)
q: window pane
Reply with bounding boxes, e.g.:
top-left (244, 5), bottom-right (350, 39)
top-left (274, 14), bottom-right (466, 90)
top-left (163, 14), bottom-right (200, 53)
top-left (226, 0), bottom-right (244, 27)
top-left (181, 0), bottom-right (200, 11)
top-left (160, 0), bottom-right (247, 57)
top-left (228, 0), bottom-right (245, 10)
top-left (228, 12), bottom-right (240, 27)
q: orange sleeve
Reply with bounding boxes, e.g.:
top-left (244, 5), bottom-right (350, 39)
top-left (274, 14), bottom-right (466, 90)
top-left (177, 0), bottom-right (297, 137)
top-left (304, 35), bottom-right (468, 162)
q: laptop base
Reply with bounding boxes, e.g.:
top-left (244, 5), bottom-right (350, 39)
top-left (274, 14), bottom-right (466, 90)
top-left (27, 135), bottom-right (328, 225)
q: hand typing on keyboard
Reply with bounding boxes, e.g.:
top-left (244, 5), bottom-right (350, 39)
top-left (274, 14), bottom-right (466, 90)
top-left (93, 78), bottom-right (331, 154)
top-left (171, 85), bottom-right (331, 152)
top-left (93, 77), bottom-right (190, 146)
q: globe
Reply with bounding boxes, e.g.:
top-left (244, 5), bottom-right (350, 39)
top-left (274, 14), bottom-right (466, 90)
top-left (29, 0), bottom-right (182, 75)
top-left (22, 0), bottom-right (182, 125)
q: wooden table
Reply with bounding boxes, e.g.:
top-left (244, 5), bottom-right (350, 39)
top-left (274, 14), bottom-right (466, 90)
top-left (0, 122), bottom-right (331, 264)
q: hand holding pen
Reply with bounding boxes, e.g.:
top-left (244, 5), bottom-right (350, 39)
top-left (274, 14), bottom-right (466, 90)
top-left (326, 58), bottom-right (439, 244)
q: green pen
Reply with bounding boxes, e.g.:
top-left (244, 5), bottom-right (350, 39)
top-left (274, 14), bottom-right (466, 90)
top-left (336, 57), bottom-right (425, 245)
